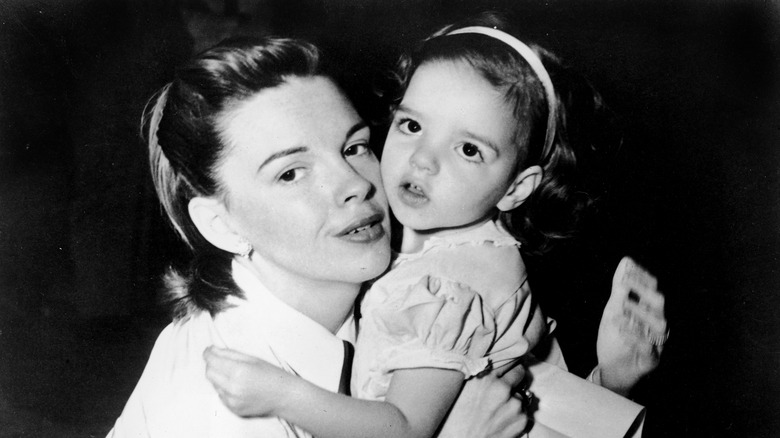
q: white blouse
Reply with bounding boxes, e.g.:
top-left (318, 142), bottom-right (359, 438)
top-left (107, 260), bottom-right (354, 438)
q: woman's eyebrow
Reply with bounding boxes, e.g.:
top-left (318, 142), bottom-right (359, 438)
top-left (345, 120), bottom-right (369, 140)
top-left (257, 146), bottom-right (308, 173)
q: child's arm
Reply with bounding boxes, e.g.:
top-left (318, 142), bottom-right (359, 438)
top-left (204, 346), bottom-right (463, 438)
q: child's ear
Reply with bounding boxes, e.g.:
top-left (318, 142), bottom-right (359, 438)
top-left (188, 196), bottom-right (244, 254)
top-left (497, 165), bottom-right (543, 212)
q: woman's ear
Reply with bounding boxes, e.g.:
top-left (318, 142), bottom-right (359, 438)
top-left (496, 165), bottom-right (543, 212)
top-left (188, 196), bottom-right (242, 254)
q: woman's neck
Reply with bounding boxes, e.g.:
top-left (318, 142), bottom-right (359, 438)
top-left (400, 216), bottom-right (494, 253)
top-left (235, 257), bottom-right (359, 334)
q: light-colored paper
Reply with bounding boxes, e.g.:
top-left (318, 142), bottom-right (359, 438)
top-left (526, 359), bottom-right (645, 438)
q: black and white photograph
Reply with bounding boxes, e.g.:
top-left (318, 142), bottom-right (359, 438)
top-left (1, 0), bottom-right (778, 437)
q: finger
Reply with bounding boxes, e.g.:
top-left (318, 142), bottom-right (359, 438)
top-left (622, 278), bottom-right (664, 310)
top-left (513, 413), bottom-right (529, 438)
top-left (637, 337), bottom-right (663, 365)
top-left (613, 257), bottom-right (658, 297)
top-left (624, 301), bottom-right (667, 334)
top-left (495, 417), bottom-right (526, 438)
top-left (615, 309), bottom-right (647, 340)
top-left (479, 401), bottom-right (519, 438)
top-left (205, 362), bottom-right (233, 391)
top-left (611, 257), bottom-right (643, 301)
top-left (623, 290), bottom-right (664, 317)
top-left (494, 399), bottom-right (527, 438)
top-left (204, 351), bottom-right (247, 381)
top-left (214, 390), bottom-right (241, 413)
top-left (496, 361), bottom-right (526, 387)
top-left (624, 258), bottom-right (658, 290)
top-left (623, 302), bottom-right (668, 339)
top-left (644, 333), bottom-right (665, 362)
top-left (490, 377), bottom-right (515, 403)
top-left (619, 308), bottom-right (668, 359)
top-left (632, 288), bottom-right (666, 318)
top-left (620, 321), bottom-right (665, 360)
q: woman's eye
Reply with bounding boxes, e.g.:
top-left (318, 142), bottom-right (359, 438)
top-left (344, 143), bottom-right (370, 157)
top-left (459, 143), bottom-right (484, 162)
top-left (279, 168), bottom-right (299, 182)
top-left (398, 118), bottom-right (422, 134)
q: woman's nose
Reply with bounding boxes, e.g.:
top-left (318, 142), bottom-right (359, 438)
top-left (409, 142), bottom-right (438, 174)
top-left (334, 164), bottom-right (374, 206)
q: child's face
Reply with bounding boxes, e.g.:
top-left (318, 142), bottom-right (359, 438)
top-left (381, 60), bottom-right (522, 232)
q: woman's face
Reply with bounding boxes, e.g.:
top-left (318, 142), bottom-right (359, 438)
top-left (215, 76), bottom-right (391, 289)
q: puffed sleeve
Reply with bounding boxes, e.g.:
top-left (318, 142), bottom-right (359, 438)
top-left (369, 275), bottom-right (496, 379)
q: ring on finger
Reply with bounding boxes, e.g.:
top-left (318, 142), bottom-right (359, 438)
top-left (517, 387), bottom-right (535, 412)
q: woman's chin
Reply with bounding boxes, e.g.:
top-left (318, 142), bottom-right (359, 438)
top-left (353, 247), bottom-right (393, 282)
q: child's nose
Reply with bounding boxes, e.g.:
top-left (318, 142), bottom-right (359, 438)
top-left (409, 143), bottom-right (438, 174)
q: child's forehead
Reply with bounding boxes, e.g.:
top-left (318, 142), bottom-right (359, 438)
top-left (405, 61), bottom-right (511, 114)
top-left (409, 60), bottom-right (493, 94)
top-left (402, 60), bottom-right (524, 150)
top-left (412, 58), bottom-right (530, 131)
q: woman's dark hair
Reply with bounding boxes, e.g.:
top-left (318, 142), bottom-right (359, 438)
top-left (383, 12), bottom-right (618, 255)
top-left (142, 36), bottom-right (325, 319)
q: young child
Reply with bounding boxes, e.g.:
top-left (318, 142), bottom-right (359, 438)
top-left (203, 14), bottom-right (643, 438)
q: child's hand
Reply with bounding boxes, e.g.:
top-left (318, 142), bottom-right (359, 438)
top-left (203, 346), bottom-right (291, 417)
top-left (596, 257), bottom-right (668, 395)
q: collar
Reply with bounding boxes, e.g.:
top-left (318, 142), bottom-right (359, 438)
top-left (217, 260), bottom-right (355, 393)
top-left (395, 219), bottom-right (520, 265)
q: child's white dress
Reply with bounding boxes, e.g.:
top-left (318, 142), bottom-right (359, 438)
top-left (353, 219), bottom-right (547, 400)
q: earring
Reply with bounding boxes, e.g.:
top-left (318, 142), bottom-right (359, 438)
top-left (236, 238), bottom-right (253, 258)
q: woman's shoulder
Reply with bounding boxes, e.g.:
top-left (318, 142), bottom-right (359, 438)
top-left (125, 312), bottom-right (219, 420)
top-left (145, 311), bottom-right (216, 370)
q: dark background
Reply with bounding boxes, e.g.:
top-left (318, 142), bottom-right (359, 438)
top-left (1, 0), bottom-right (778, 436)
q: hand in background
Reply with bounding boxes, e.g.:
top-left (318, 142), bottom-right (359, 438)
top-left (596, 257), bottom-right (668, 396)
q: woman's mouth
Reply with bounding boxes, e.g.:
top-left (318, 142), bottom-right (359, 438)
top-left (338, 213), bottom-right (386, 243)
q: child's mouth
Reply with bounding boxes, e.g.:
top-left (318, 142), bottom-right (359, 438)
top-left (398, 182), bottom-right (429, 205)
top-left (406, 183), bottom-right (425, 196)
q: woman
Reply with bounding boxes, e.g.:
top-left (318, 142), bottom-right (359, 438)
top-left (108, 35), bottom-right (665, 438)
top-left (107, 35), bottom-right (529, 438)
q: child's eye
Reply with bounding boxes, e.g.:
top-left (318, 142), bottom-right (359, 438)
top-left (343, 143), bottom-right (371, 158)
top-left (458, 143), bottom-right (484, 162)
top-left (397, 118), bottom-right (422, 135)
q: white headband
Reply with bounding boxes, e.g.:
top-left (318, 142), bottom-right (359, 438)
top-left (446, 26), bottom-right (558, 160)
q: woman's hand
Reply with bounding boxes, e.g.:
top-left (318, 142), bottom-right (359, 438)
top-left (596, 257), bottom-right (668, 396)
top-left (203, 346), bottom-right (291, 417)
top-left (438, 371), bottom-right (529, 438)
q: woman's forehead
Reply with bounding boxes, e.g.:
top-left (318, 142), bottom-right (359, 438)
top-left (219, 76), bottom-right (363, 155)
